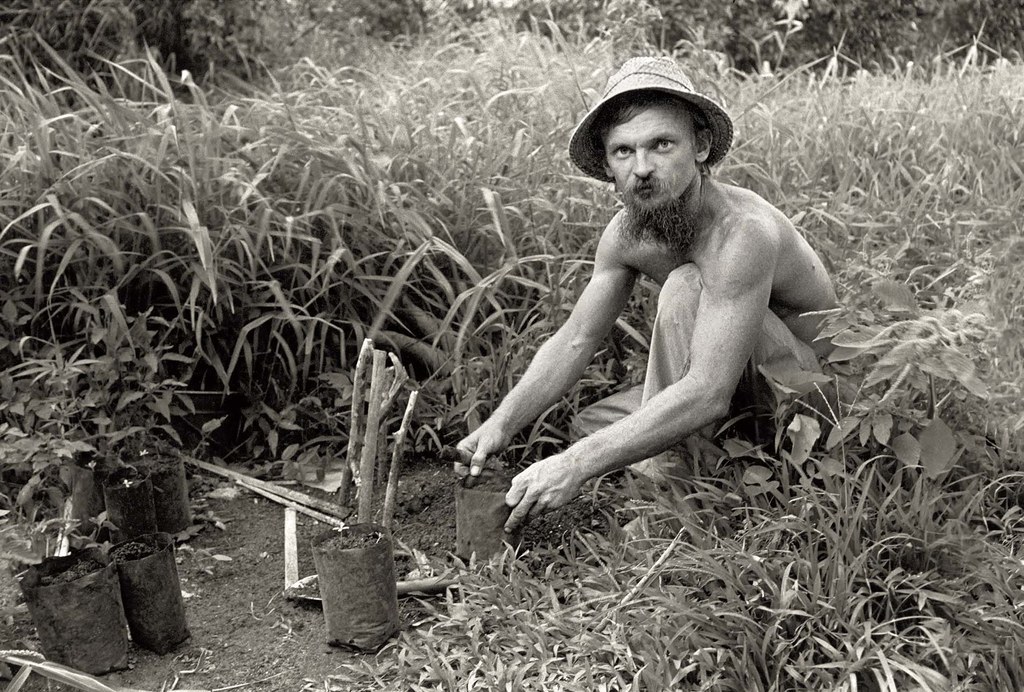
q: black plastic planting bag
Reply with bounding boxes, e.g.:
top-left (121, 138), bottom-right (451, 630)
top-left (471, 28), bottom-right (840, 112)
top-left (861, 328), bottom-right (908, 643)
top-left (455, 475), bottom-right (521, 560)
top-left (111, 532), bottom-right (190, 654)
top-left (19, 548), bottom-right (129, 674)
top-left (312, 523), bottom-right (399, 651)
top-left (143, 457), bottom-right (192, 534)
top-left (102, 466), bottom-right (158, 542)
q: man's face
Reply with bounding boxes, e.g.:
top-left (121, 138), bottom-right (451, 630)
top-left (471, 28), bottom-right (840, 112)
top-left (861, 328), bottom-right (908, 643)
top-left (601, 102), bottom-right (710, 209)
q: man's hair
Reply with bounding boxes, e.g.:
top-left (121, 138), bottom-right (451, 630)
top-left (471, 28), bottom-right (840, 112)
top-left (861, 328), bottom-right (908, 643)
top-left (594, 91), bottom-right (712, 175)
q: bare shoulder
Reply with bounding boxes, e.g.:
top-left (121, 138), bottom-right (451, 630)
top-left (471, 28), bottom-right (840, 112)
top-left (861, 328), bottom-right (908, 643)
top-left (697, 186), bottom-right (783, 280)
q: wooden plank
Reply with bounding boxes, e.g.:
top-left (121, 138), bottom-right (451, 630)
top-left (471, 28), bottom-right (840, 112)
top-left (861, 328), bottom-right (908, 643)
top-left (283, 508), bottom-right (299, 590)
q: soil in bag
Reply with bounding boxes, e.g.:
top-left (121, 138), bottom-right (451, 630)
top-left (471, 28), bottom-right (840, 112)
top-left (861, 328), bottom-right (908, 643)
top-left (102, 465), bottom-right (157, 542)
top-left (312, 523), bottom-right (399, 652)
top-left (110, 532), bottom-right (190, 654)
top-left (19, 548), bottom-right (129, 674)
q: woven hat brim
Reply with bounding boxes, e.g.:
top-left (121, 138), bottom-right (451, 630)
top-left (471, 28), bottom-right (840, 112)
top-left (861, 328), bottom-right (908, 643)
top-left (568, 82), bottom-right (733, 182)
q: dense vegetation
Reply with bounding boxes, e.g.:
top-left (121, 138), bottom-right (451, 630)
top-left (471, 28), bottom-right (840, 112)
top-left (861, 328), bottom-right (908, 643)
top-left (2, 1), bottom-right (1023, 689)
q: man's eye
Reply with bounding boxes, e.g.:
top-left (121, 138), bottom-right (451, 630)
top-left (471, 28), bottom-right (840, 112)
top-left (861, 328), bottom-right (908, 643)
top-left (656, 139), bottom-right (673, 150)
top-left (614, 146), bottom-right (632, 157)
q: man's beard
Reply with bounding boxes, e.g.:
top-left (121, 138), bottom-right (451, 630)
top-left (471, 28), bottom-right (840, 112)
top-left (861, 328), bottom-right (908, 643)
top-left (621, 181), bottom-right (700, 254)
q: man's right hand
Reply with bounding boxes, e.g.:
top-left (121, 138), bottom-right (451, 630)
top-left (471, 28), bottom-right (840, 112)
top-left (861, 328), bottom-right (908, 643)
top-left (454, 421), bottom-right (510, 480)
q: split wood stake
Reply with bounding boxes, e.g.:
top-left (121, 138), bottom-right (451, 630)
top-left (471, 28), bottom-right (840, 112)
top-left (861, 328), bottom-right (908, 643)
top-left (382, 390), bottom-right (418, 531)
top-left (283, 508), bottom-right (298, 590)
top-left (338, 338), bottom-right (374, 507)
top-left (356, 350), bottom-right (387, 524)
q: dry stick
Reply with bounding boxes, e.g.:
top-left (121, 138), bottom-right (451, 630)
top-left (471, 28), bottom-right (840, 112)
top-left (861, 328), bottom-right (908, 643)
top-left (356, 350), bottom-right (387, 524)
top-left (187, 458), bottom-right (350, 521)
top-left (339, 338), bottom-right (374, 507)
top-left (382, 390), bottom-right (419, 531)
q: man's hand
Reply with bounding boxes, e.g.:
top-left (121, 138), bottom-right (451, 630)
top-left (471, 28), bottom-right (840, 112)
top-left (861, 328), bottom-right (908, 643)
top-left (504, 452), bottom-right (586, 533)
top-left (454, 421), bottom-right (511, 480)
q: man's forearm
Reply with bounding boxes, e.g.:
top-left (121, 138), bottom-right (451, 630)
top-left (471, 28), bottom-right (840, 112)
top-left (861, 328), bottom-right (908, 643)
top-left (569, 375), bottom-right (729, 480)
top-left (487, 328), bottom-right (597, 438)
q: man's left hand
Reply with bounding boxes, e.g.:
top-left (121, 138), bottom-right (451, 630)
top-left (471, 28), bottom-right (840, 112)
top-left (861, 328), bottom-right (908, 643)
top-left (504, 452), bottom-right (585, 533)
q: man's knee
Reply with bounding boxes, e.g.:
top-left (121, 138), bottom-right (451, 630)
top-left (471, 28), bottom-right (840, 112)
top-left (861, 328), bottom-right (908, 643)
top-left (656, 263), bottom-right (702, 322)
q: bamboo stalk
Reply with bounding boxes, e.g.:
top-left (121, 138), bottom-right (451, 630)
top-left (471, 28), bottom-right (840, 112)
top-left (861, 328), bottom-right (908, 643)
top-left (339, 338), bottom-right (374, 507)
top-left (186, 458), bottom-right (350, 521)
top-left (356, 350), bottom-right (387, 524)
top-left (382, 390), bottom-right (418, 531)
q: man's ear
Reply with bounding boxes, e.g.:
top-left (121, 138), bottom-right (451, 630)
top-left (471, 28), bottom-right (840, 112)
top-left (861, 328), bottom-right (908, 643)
top-left (694, 128), bottom-right (712, 164)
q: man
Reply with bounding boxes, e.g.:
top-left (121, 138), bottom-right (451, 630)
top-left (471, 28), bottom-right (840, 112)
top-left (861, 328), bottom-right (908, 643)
top-left (454, 56), bottom-right (837, 533)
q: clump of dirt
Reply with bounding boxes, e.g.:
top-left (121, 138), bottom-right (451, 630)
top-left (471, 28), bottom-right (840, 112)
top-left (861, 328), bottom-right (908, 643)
top-left (38, 555), bottom-right (106, 587)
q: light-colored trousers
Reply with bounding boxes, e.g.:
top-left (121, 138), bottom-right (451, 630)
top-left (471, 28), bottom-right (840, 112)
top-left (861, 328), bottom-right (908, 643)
top-left (574, 264), bottom-right (820, 479)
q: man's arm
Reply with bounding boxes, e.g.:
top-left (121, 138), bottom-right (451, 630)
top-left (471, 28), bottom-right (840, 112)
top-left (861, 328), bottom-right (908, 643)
top-left (456, 217), bottom-right (638, 475)
top-left (504, 220), bottom-right (780, 528)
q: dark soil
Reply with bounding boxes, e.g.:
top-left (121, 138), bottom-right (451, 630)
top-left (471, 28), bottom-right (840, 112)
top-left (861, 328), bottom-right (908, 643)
top-left (1, 453), bottom-right (614, 691)
top-left (110, 537), bottom-right (159, 563)
top-left (37, 555), bottom-right (106, 587)
top-left (315, 526), bottom-right (385, 552)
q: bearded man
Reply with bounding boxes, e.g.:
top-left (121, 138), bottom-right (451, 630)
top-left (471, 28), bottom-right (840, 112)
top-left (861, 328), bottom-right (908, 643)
top-left (454, 56), bottom-right (838, 532)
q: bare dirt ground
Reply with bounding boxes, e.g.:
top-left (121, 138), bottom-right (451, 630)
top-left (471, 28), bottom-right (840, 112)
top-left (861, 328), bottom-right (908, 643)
top-left (1, 455), bottom-right (611, 692)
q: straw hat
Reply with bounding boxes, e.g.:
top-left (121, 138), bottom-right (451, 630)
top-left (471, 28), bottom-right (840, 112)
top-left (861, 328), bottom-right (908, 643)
top-left (568, 57), bottom-right (733, 181)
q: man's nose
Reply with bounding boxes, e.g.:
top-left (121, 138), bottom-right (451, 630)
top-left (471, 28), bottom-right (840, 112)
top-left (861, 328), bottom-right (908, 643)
top-left (633, 149), bottom-right (653, 179)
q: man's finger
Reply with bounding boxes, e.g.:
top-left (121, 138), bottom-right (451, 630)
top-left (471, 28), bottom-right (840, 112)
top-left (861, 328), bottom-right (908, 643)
top-left (505, 474), bottom-right (527, 507)
top-left (505, 492), bottom-right (534, 533)
top-left (469, 448), bottom-right (490, 477)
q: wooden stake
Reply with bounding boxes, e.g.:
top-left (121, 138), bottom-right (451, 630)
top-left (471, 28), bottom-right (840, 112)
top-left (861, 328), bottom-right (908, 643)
top-left (283, 508), bottom-right (298, 590)
top-left (356, 350), bottom-right (387, 524)
top-left (382, 390), bottom-right (418, 531)
top-left (339, 338), bottom-right (374, 507)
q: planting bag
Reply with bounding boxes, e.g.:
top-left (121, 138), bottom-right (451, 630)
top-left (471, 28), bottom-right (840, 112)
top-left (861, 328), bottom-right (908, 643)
top-left (312, 523), bottom-right (399, 651)
top-left (102, 466), bottom-right (158, 542)
top-left (455, 475), bottom-right (521, 560)
top-left (19, 548), bottom-right (129, 675)
top-left (111, 532), bottom-right (190, 654)
top-left (143, 457), bottom-right (192, 534)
